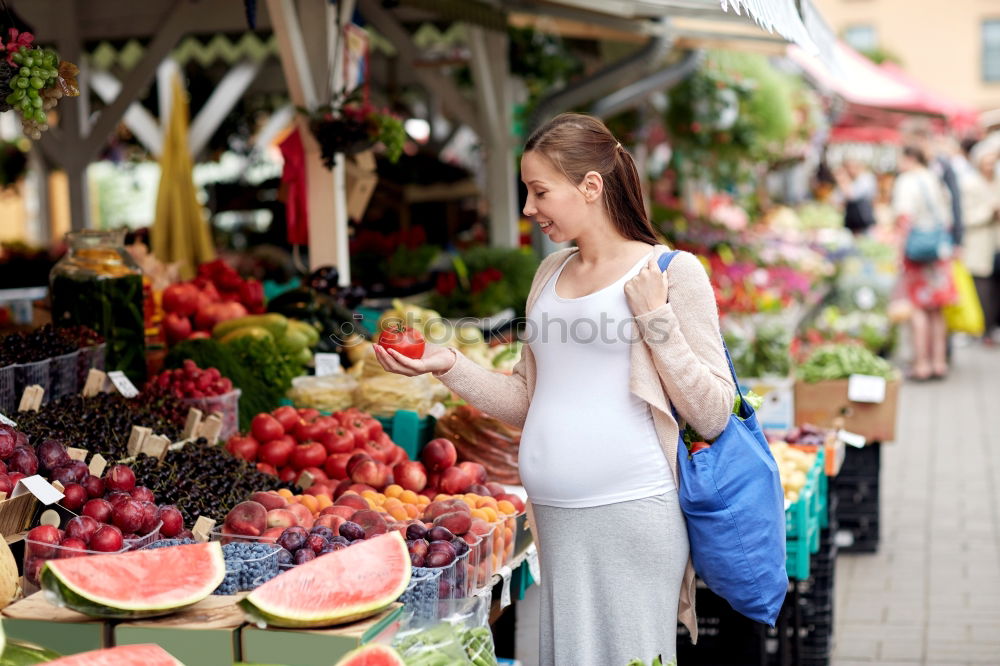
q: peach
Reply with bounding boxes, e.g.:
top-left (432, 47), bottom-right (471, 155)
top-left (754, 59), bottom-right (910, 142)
top-left (457, 461), bottom-right (487, 486)
top-left (485, 482), bottom-right (505, 497)
top-left (266, 508), bottom-right (297, 529)
top-left (334, 493), bottom-right (368, 512)
top-left (392, 461), bottom-right (428, 493)
top-left (322, 505), bottom-right (357, 520)
top-left (496, 493), bottom-right (525, 513)
top-left (314, 514), bottom-right (346, 532)
top-left (433, 511), bottom-right (472, 536)
top-left (250, 491), bottom-right (287, 511)
top-left (288, 503), bottom-right (314, 528)
top-left (224, 500), bottom-right (268, 537)
top-left (260, 526), bottom-right (285, 543)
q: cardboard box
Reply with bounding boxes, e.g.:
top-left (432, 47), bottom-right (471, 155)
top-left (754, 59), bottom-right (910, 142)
top-left (3, 592), bottom-right (111, 654)
top-left (114, 594), bottom-right (246, 665)
top-left (739, 377), bottom-right (794, 433)
top-left (241, 604), bottom-right (403, 666)
top-left (793, 378), bottom-right (899, 442)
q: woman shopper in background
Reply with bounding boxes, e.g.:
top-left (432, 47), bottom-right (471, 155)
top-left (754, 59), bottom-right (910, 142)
top-left (374, 113), bottom-right (735, 665)
top-left (956, 143), bottom-right (1000, 344)
top-left (893, 145), bottom-right (957, 380)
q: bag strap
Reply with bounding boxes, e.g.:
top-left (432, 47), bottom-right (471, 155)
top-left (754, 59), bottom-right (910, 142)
top-left (658, 250), bottom-right (744, 401)
top-left (915, 173), bottom-right (946, 229)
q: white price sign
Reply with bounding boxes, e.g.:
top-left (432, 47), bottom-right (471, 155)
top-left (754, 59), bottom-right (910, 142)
top-left (107, 371), bottom-right (139, 398)
top-left (848, 374), bottom-right (886, 404)
top-left (526, 544), bottom-right (541, 585)
top-left (0, 413), bottom-right (15, 427)
top-left (314, 353), bottom-right (341, 377)
top-left (838, 429), bottom-right (867, 449)
top-left (498, 565), bottom-right (513, 609)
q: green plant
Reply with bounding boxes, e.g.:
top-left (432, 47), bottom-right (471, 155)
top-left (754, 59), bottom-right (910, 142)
top-left (385, 243), bottom-right (439, 280)
top-left (306, 89), bottom-right (406, 168)
top-left (428, 247), bottom-right (539, 318)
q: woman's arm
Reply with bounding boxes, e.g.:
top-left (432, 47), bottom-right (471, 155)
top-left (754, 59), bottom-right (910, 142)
top-left (373, 343), bottom-right (532, 429)
top-left (630, 252), bottom-right (735, 440)
top-left (433, 349), bottom-right (532, 429)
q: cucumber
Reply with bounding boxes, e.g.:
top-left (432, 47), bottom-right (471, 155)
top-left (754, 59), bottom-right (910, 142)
top-left (277, 328), bottom-right (310, 354)
top-left (213, 314), bottom-right (289, 340)
top-left (288, 319), bottom-right (320, 347)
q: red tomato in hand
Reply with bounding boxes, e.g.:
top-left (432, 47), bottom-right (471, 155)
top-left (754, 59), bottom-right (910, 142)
top-left (377, 326), bottom-right (425, 359)
top-left (690, 442), bottom-right (711, 454)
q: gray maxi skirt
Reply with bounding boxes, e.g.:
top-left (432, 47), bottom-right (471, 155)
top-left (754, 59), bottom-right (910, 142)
top-left (532, 491), bottom-right (689, 666)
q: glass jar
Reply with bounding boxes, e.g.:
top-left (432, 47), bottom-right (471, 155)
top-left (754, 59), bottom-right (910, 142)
top-left (49, 230), bottom-right (146, 384)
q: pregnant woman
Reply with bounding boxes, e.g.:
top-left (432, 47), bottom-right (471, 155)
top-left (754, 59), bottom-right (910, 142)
top-left (375, 113), bottom-right (734, 665)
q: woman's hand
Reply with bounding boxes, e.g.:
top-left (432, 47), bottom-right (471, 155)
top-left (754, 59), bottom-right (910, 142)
top-left (373, 341), bottom-right (457, 377)
top-left (625, 257), bottom-right (669, 316)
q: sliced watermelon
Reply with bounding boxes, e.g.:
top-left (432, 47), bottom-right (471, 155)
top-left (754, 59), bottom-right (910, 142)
top-left (241, 532), bottom-right (411, 628)
top-left (45, 644), bottom-right (183, 665)
top-left (334, 644), bottom-right (406, 665)
top-left (41, 542), bottom-right (226, 619)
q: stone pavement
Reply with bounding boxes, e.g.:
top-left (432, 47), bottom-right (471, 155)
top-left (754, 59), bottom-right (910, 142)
top-left (832, 343), bottom-right (1000, 665)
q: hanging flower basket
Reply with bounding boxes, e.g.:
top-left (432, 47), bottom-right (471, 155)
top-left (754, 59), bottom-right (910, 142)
top-left (304, 92), bottom-right (406, 169)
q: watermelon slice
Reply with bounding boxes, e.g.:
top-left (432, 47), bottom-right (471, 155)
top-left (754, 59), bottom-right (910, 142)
top-left (45, 644), bottom-right (183, 665)
top-left (334, 644), bottom-right (406, 665)
top-left (241, 532), bottom-right (411, 628)
top-left (41, 542), bottom-right (226, 619)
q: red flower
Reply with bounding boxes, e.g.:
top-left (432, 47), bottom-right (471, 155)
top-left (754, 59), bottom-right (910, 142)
top-left (436, 272), bottom-right (458, 296)
top-left (3, 29), bottom-right (34, 66)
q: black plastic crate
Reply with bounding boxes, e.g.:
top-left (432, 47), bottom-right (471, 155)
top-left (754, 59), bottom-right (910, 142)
top-left (677, 583), bottom-right (773, 665)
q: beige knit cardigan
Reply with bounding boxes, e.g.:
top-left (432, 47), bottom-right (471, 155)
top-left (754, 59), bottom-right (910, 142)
top-left (436, 244), bottom-right (736, 642)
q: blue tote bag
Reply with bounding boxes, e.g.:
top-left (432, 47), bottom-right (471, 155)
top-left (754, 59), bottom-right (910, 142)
top-left (658, 251), bottom-right (788, 626)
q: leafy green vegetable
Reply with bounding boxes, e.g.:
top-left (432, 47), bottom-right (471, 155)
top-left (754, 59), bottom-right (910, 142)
top-left (227, 335), bottom-right (303, 396)
top-left (681, 390), bottom-right (763, 450)
top-left (797, 344), bottom-right (895, 382)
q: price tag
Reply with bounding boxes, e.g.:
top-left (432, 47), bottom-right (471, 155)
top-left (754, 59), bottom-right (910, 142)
top-left (13, 475), bottom-right (64, 505)
top-left (314, 353), bottom-right (342, 377)
top-left (66, 448), bottom-right (88, 462)
top-left (848, 374), bottom-right (886, 404)
top-left (0, 413), bottom-right (15, 427)
top-left (428, 402), bottom-right (447, 420)
top-left (88, 454), bottom-right (108, 478)
top-left (498, 565), bottom-right (513, 609)
top-left (192, 516), bottom-right (216, 542)
top-left (107, 371), bottom-right (139, 398)
top-left (838, 429), bottom-right (867, 449)
top-left (525, 544), bottom-right (541, 585)
top-left (297, 470), bottom-right (316, 489)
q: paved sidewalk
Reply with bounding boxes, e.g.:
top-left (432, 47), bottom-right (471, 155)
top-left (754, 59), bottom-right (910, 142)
top-left (832, 343), bottom-right (1000, 665)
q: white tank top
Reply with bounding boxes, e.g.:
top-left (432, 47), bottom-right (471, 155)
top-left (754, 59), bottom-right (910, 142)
top-left (518, 251), bottom-right (674, 508)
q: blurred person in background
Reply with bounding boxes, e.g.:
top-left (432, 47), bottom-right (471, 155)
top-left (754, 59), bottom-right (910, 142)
top-left (834, 158), bottom-right (877, 235)
top-left (956, 142), bottom-right (1000, 345)
top-left (893, 146), bottom-right (957, 380)
top-left (914, 127), bottom-right (964, 252)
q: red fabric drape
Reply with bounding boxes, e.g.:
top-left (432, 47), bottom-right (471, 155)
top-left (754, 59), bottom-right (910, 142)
top-left (279, 128), bottom-right (309, 246)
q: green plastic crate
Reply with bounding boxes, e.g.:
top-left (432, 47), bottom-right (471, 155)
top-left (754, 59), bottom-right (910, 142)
top-left (785, 538), bottom-right (810, 580)
top-left (512, 559), bottom-right (535, 601)
top-left (374, 410), bottom-right (436, 461)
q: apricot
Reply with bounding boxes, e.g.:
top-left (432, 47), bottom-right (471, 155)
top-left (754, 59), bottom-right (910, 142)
top-left (298, 495), bottom-right (319, 514)
top-left (399, 490), bottom-right (419, 505)
top-left (497, 500), bottom-right (516, 515)
top-left (384, 484), bottom-right (404, 499)
top-left (387, 505), bottom-right (409, 522)
top-left (404, 504), bottom-right (420, 519)
top-left (277, 488), bottom-right (294, 499)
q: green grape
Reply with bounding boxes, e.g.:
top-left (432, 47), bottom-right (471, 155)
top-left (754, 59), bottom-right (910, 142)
top-left (4, 94), bottom-right (14, 105)
top-left (22, 56), bottom-right (33, 68)
top-left (33, 109), bottom-right (46, 124)
top-left (19, 67), bottom-right (31, 77)
top-left (31, 96), bottom-right (42, 109)
top-left (29, 77), bottom-right (42, 89)
top-left (11, 89), bottom-right (25, 102)
top-left (26, 88), bottom-right (38, 99)
top-left (15, 77), bottom-right (28, 89)
top-left (11, 52), bottom-right (22, 65)
top-left (20, 98), bottom-right (31, 112)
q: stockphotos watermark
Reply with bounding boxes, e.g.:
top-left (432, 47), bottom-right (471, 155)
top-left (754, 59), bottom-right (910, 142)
top-left (326, 312), bottom-right (673, 347)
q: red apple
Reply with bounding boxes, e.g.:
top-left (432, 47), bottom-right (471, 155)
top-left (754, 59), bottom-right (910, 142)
top-left (163, 312), bottom-right (193, 344)
top-left (162, 283), bottom-right (199, 317)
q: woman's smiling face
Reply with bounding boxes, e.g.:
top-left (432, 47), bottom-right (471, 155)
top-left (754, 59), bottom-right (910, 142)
top-left (521, 150), bottom-right (594, 244)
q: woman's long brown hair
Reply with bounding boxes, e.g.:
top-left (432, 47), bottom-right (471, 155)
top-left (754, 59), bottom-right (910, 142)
top-left (524, 113), bottom-right (658, 245)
